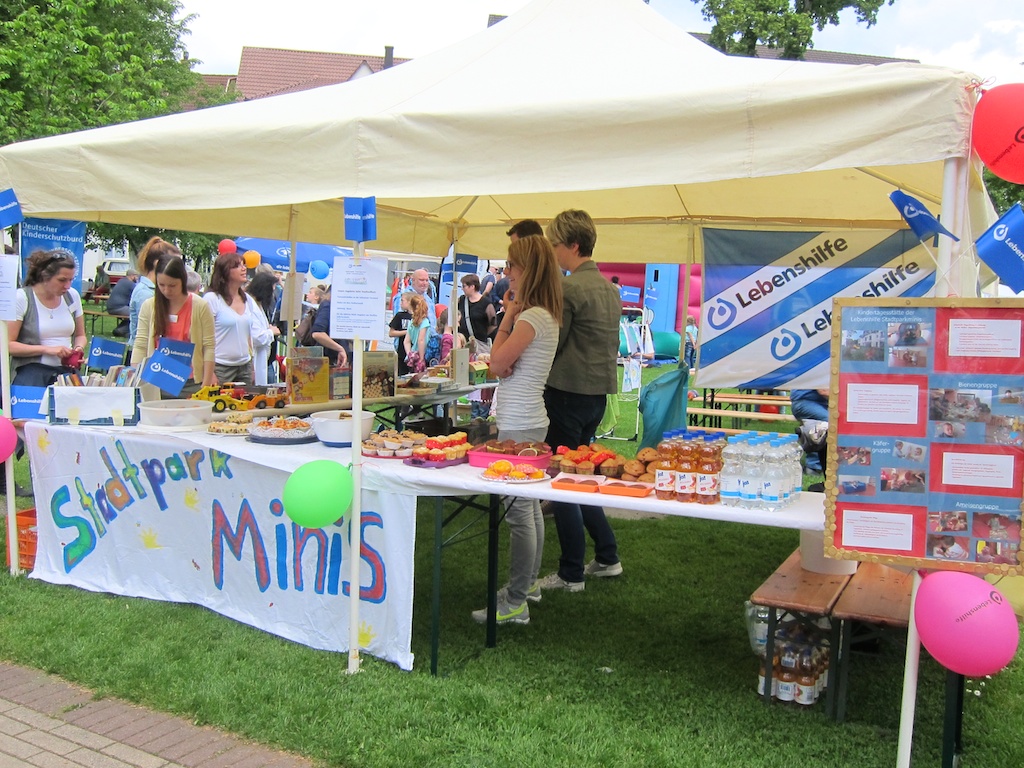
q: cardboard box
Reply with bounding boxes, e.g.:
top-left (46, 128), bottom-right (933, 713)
top-left (287, 356), bottom-right (330, 404)
top-left (362, 351), bottom-right (396, 398)
top-left (468, 361), bottom-right (490, 385)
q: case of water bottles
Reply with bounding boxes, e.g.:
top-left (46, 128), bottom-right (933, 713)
top-left (719, 433), bottom-right (804, 511)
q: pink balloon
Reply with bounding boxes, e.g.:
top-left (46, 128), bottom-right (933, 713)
top-left (218, 239), bottom-right (238, 255)
top-left (971, 83), bottom-right (1024, 184)
top-left (915, 571), bottom-right (1019, 677)
top-left (0, 415), bottom-right (17, 462)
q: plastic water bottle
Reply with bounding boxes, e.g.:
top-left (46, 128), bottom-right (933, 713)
top-left (761, 440), bottom-right (789, 513)
top-left (737, 438), bottom-right (762, 510)
top-left (719, 436), bottom-right (744, 507)
top-left (784, 435), bottom-right (802, 504)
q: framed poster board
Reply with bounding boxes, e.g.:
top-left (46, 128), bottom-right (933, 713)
top-left (825, 297), bottom-right (1024, 576)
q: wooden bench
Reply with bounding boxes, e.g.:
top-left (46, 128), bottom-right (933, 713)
top-left (83, 307), bottom-right (124, 337)
top-left (750, 549), bottom-right (853, 705)
top-left (688, 405), bottom-right (798, 431)
top-left (826, 562), bottom-right (913, 722)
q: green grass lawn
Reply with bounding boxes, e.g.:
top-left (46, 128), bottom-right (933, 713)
top-left (2, 502), bottom-right (1021, 768)
top-left (2, 361), bottom-right (1018, 767)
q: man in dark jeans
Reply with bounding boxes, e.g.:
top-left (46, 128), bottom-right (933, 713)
top-left (537, 210), bottom-right (624, 594)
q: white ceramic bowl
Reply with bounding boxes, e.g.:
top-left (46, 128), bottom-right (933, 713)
top-left (138, 399), bottom-right (215, 428)
top-left (309, 410), bottom-right (376, 446)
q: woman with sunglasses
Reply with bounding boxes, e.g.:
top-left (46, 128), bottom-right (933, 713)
top-left (9, 249), bottom-right (87, 388)
top-left (204, 252), bottom-right (268, 386)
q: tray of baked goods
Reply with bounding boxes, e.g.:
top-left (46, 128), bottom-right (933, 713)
top-left (467, 439), bottom-right (552, 469)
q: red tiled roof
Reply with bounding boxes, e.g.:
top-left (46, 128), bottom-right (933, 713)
top-left (688, 32), bottom-right (916, 66)
top-left (235, 47), bottom-right (408, 100)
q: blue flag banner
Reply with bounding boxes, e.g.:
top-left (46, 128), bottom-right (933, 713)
top-left (975, 203), bottom-right (1024, 293)
top-left (9, 386), bottom-right (47, 420)
top-left (88, 337), bottom-right (128, 371)
top-left (454, 254), bottom-right (478, 274)
top-left (889, 190), bottom-right (959, 242)
top-left (0, 188), bottom-right (23, 228)
top-left (20, 217), bottom-right (88, 295)
top-left (140, 352), bottom-right (193, 396)
top-left (155, 336), bottom-right (196, 368)
top-left (344, 197), bottom-right (377, 242)
top-left (699, 227), bottom-right (935, 389)
top-left (620, 285), bottom-right (641, 304)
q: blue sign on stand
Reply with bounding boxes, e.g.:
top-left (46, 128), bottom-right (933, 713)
top-left (140, 352), bottom-right (193, 396)
top-left (10, 386), bottom-right (47, 420)
top-left (344, 197), bottom-right (377, 242)
top-left (155, 337), bottom-right (196, 368)
top-left (88, 337), bottom-right (128, 371)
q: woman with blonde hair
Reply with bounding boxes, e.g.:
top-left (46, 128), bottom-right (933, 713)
top-left (471, 234), bottom-right (563, 625)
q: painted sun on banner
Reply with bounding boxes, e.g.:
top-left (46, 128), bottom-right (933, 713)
top-left (699, 228), bottom-right (935, 390)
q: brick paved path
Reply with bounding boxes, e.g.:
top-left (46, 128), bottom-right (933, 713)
top-left (0, 662), bottom-right (315, 768)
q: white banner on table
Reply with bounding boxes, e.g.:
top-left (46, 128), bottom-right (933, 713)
top-left (24, 424), bottom-right (416, 670)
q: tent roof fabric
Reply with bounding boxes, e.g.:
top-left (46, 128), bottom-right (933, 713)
top-left (0, 0), bottom-right (993, 264)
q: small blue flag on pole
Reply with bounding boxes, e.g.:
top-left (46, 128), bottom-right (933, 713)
top-left (889, 190), bottom-right (959, 242)
top-left (975, 203), bottom-right (1024, 293)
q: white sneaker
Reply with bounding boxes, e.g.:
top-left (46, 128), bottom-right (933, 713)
top-left (584, 559), bottom-right (623, 578)
top-left (471, 589), bottom-right (530, 625)
top-left (537, 572), bottom-right (585, 592)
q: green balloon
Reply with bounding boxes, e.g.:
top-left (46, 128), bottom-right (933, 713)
top-left (283, 460), bottom-right (353, 528)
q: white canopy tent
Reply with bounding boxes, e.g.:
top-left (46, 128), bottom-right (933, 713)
top-left (0, 0), bottom-right (995, 286)
top-left (0, 0), bottom-right (1000, 703)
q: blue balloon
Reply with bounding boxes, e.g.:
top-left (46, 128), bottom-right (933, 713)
top-left (310, 260), bottom-right (330, 280)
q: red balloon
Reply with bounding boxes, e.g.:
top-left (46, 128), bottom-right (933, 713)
top-left (972, 83), bottom-right (1024, 184)
top-left (218, 239), bottom-right (238, 255)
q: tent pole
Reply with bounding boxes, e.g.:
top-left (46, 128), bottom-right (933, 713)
top-left (285, 206), bottom-right (299, 349)
top-left (895, 570), bottom-right (923, 768)
top-left (937, 157), bottom-right (973, 298)
top-left (3, 231), bottom-right (20, 575)
top-left (347, 241), bottom-right (365, 675)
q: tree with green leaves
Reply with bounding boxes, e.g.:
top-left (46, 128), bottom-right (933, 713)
top-left (1, 0), bottom-right (234, 265)
top-left (694, 0), bottom-right (894, 59)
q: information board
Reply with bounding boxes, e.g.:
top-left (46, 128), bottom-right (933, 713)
top-left (825, 298), bottom-right (1024, 576)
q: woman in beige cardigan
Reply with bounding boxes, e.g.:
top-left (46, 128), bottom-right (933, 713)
top-left (131, 255), bottom-right (216, 399)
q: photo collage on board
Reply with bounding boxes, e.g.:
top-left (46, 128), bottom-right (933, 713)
top-left (833, 304), bottom-right (1022, 567)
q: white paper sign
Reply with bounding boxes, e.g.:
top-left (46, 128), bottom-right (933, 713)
top-left (0, 254), bottom-right (19, 321)
top-left (941, 451), bottom-right (1015, 489)
top-left (845, 382), bottom-right (920, 425)
top-left (947, 318), bottom-right (1021, 358)
top-left (841, 509), bottom-right (914, 550)
top-left (330, 255), bottom-right (388, 341)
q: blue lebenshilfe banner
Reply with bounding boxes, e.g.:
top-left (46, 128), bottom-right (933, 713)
top-left (699, 228), bottom-right (935, 390)
top-left (975, 204), bottom-right (1024, 293)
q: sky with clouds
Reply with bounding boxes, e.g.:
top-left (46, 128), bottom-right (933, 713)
top-left (177, 0), bottom-right (1023, 86)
